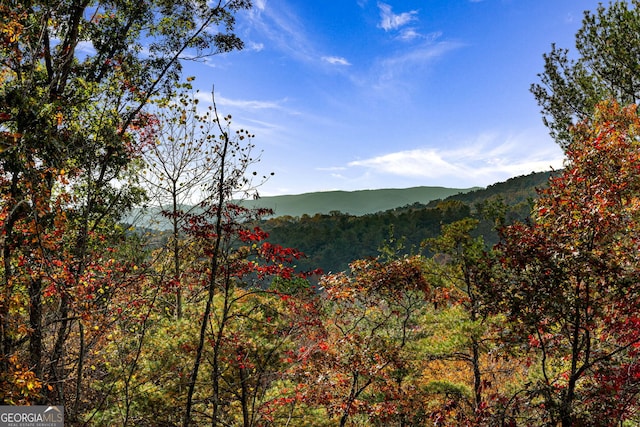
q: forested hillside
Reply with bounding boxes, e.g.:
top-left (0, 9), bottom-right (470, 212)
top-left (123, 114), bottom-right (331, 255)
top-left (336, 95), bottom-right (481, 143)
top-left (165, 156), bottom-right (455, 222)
top-left (260, 171), bottom-right (553, 273)
top-left (2, 2), bottom-right (640, 427)
top-left (237, 186), bottom-right (480, 218)
top-left (428, 170), bottom-right (556, 208)
top-left (125, 185), bottom-right (480, 231)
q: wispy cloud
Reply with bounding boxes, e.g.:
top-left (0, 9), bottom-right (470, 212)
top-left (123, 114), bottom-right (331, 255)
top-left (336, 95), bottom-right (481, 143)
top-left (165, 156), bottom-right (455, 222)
top-left (195, 92), bottom-right (287, 111)
top-left (216, 96), bottom-right (286, 111)
top-left (377, 2), bottom-right (418, 32)
top-left (249, 42), bottom-right (265, 52)
top-left (317, 166), bottom-right (348, 172)
top-left (245, 1), bottom-right (316, 63)
top-left (245, 1), bottom-right (357, 72)
top-left (347, 131), bottom-right (565, 186)
top-left (76, 41), bottom-right (96, 55)
top-left (372, 40), bottom-right (462, 87)
top-left (397, 29), bottom-right (443, 42)
top-left (398, 28), bottom-right (421, 41)
top-left (322, 56), bottom-right (351, 66)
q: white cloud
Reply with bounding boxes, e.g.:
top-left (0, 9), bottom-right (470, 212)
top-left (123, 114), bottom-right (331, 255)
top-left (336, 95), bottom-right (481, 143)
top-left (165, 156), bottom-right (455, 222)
top-left (322, 56), bottom-right (351, 65)
top-left (244, 1), bottom-right (316, 63)
top-left (76, 41), bottom-right (96, 54)
top-left (196, 92), bottom-right (286, 111)
top-left (377, 2), bottom-right (418, 32)
top-left (347, 131), bottom-right (565, 186)
top-left (373, 40), bottom-right (462, 87)
top-left (350, 149), bottom-right (463, 177)
top-left (218, 97), bottom-right (281, 110)
top-left (249, 42), bottom-right (265, 52)
top-left (398, 28), bottom-right (421, 41)
top-left (317, 166), bottom-right (348, 172)
top-left (396, 29), bottom-right (442, 43)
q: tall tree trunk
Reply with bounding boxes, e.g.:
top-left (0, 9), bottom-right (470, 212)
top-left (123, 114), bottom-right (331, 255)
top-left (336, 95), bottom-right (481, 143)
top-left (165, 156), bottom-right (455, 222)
top-left (472, 336), bottom-right (482, 411)
top-left (1, 218), bottom-right (16, 383)
top-left (72, 321), bottom-right (85, 422)
top-left (48, 294), bottom-right (70, 405)
top-left (172, 190), bottom-right (182, 319)
top-left (183, 130), bottom-right (230, 427)
top-left (238, 358), bottom-right (250, 427)
top-left (28, 277), bottom-right (43, 382)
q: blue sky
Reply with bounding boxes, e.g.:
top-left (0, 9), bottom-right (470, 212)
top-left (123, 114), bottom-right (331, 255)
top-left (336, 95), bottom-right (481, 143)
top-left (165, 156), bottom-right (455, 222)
top-left (184, 0), bottom-right (602, 196)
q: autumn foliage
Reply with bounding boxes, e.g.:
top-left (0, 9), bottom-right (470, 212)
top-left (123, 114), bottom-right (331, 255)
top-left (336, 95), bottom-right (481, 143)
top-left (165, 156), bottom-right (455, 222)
top-left (491, 101), bottom-right (640, 426)
top-left (2, 0), bottom-right (640, 425)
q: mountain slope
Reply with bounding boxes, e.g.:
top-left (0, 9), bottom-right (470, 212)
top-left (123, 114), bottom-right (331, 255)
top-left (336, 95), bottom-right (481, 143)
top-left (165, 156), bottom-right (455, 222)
top-left (259, 171), bottom-right (555, 273)
top-left (239, 186), bottom-right (479, 218)
top-left (429, 170), bottom-right (556, 209)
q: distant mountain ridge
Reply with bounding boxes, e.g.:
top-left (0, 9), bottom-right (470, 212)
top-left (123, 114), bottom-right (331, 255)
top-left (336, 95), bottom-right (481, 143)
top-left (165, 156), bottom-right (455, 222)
top-left (125, 172), bottom-right (556, 273)
top-left (238, 186), bottom-right (480, 218)
top-left (126, 186), bottom-right (479, 230)
top-left (126, 172), bottom-right (556, 231)
top-left (258, 171), bottom-right (556, 273)
top-left (426, 170), bottom-right (556, 210)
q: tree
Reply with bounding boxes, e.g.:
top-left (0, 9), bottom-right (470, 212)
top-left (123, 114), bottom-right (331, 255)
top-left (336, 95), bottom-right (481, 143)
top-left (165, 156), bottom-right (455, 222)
top-left (140, 79), bottom-right (231, 319)
top-left (292, 256), bottom-right (430, 426)
top-left (493, 101), bottom-right (640, 426)
top-left (531, 0), bottom-right (640, 149)
top-left (171, 105), bottom-right (316, 426)
top-left (0, 0), bottom-right (251, 414)
top-left (181, 204), bottom-right (315, 426)
top-left (422, 218), bottom-right (504, 423)
top-left (91, 262), bottom-right (317, 426)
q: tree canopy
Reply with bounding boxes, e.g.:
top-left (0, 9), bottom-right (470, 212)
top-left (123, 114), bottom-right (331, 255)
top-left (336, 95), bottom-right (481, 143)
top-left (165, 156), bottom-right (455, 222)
top-left (531, 0), bottom-right (640, 149)
top-left (0, 0), bottom-right (253, 421)
top-left (2, 1), bottom-right (640, 426)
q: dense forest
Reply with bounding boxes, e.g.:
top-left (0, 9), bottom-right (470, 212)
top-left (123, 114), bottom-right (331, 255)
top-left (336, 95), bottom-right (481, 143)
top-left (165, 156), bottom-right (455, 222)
top-left (2, 1), bottom-right (640, 427)
top-left (259, 171), bottom-right (554, 273)
top-left (235, 186), bottom-right (483, 218)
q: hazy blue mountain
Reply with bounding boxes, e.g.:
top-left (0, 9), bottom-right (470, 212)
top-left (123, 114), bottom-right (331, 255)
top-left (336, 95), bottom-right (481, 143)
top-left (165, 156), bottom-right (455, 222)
top-left (258, 171), bottom-right (555, 273)
top-left (124, 171), bottom-right (554, 273)
top-left (126, 186), bottom-right (479, 230)
top-left (237, 186), bottom-right (480, 218)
